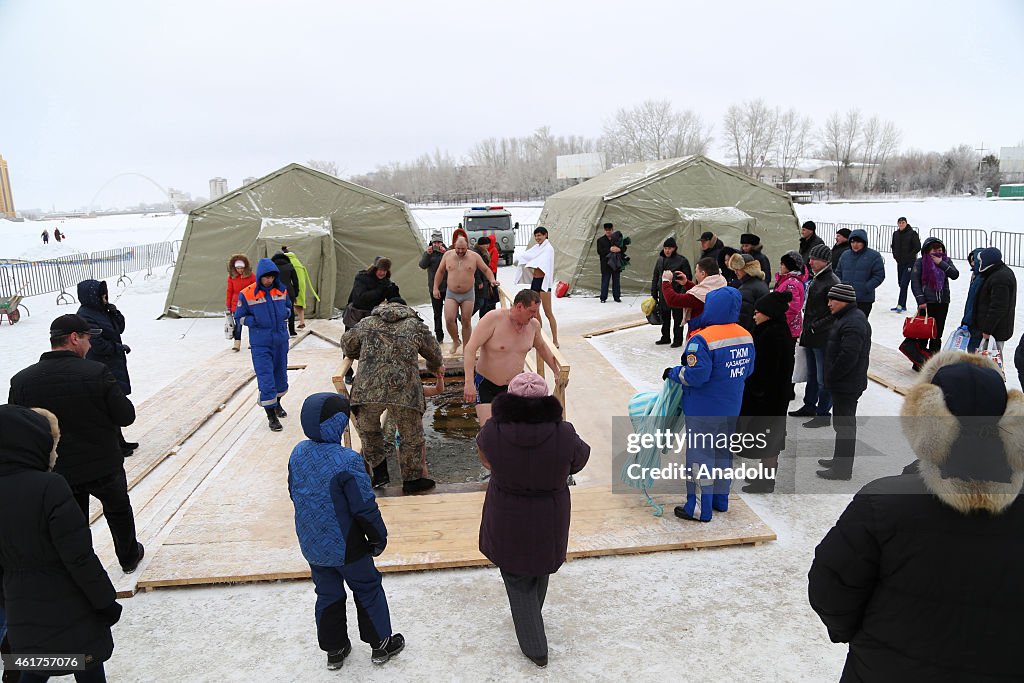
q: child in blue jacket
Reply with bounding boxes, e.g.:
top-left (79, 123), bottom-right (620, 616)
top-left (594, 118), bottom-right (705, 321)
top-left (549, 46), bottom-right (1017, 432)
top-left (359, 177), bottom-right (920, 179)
top-left (288, 392), bottom-right (405, 670)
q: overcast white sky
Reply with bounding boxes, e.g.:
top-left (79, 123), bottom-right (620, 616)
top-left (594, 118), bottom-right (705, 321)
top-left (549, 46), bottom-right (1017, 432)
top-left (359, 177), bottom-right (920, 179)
top-left (2, 0), bottom-right (1022, 210)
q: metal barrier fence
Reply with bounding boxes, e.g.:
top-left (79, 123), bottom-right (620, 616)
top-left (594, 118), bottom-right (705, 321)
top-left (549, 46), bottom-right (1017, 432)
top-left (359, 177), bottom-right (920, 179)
top-left (419, 224), bottom-right (537, 249)
top-left (0, 241), bottom-right (177, 303)
top-left (990, 232), bottom-right (1024, 268)
top-left (815, 222), bottom-right (892, 254)
top-left (928, 228), bottom-right (989, 262)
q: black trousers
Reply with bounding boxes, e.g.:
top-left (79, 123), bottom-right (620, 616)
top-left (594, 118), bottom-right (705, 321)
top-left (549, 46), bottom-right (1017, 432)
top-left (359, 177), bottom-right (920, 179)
top-left (925, 302), bottom-right (949, 353)
top-left (500, 570), bottom-right (549, 658)
top-left (600, 268), bottom-right (621, 302)
top-left (829, 392), bottom-right (861, 477)
top-left (72, 468), bottom-right (140, 568)
top-left (430, 292), bottom-right (445, 341)
top-left (660, 306), bottom-right (685, 343)
top-left (856, 302), bottom-right (873, 318)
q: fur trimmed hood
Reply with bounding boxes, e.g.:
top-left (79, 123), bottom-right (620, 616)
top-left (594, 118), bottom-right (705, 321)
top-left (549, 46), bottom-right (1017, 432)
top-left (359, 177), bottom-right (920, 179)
top-left (227, 253), bottom-right (253, 277)
top-left (901, 351), bottom-right (1024, 514)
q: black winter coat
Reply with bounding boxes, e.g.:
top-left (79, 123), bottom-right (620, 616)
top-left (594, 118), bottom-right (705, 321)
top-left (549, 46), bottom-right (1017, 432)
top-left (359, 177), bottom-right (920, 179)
top-left (800, 265), bottom-right (840, 348)
top-left (748, 245), bottom-right (772, 282)
top-left (733, 274), bottom-right (769, 333)
top-left (824, 305), bottom-right (871, 395)
top-left (9, 351), bottom-right (136, 486)
top-left (347, 271), bottom-right (400, 312)
top-left (809, 473), bottom-right (1024, 681)
top-left (798, 233), bottom-right (825, 263)
top-left (830, 242), bottom-right (851, 270)
top-left (738, 318), bottom-right (795, 459)
top-left (700, 238), bottom-right (725, 265)
top-left (418, 246), bottom-right (447, 293)
top-left (974, 262), bottom-right (1017, 341)
top-left (0, 406), bottom-right (120, 673)
top-left (271, 253), bottom-right (300, 302)
top-left (890, 226), bottom-right (921, 265)
top-left (76, 279), bottom-right (131, 395)
top-left (477, 394), bottom-right (590, 577)
top-left (650, 252), bottom-right (692, 302)
top-left (596, 234), bottom-right (628, 274)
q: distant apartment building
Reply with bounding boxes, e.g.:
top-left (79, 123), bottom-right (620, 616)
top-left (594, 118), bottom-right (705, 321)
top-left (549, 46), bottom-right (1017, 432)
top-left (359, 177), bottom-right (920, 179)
top-left (0, 154), bottom-right (16, 218)
top-left (209, 177), bottom-right (229, 199)
top-left (242, 176), bottom-right (257, 186)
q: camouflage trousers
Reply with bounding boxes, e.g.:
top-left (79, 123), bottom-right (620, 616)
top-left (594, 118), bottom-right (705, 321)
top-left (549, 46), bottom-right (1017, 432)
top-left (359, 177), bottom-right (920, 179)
top-left (353, 404), bottom-right (425, 482)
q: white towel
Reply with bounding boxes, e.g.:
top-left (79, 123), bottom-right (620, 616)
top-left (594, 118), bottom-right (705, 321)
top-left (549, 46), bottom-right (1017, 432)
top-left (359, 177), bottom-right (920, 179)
top-left (514, 240), bottom-right (555, 291)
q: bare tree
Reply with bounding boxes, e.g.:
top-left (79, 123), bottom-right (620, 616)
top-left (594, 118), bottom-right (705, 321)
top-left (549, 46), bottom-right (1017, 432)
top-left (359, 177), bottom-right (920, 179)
top-left (819, 108), bottom-right (863, 195)
top-left (602, 99), bottom-right (711, 164)
top-left (774, 109), bottom-right (813, 182)
top-left (307, 159), bottom-right (339, 177)
top-left (722, 99), bottom-right (778, 179)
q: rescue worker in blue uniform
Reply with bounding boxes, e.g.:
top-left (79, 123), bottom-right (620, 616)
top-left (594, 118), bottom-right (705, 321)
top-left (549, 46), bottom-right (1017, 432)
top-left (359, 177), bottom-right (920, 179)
top-left (663, 287), bottom-right (754, 522)
top-left (235, 257), bottom-right (292, 431)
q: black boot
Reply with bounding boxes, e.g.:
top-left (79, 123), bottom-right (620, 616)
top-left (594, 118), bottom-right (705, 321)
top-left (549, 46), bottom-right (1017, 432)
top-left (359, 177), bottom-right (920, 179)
top-left (402, 478), bottom-right (436, 494)
top-left (372, 462), bottom-right (390, 489)
top-left (266, 406), bottom-right (283, 432)
top-left (655, 337), bottom-right (671, 345)
top-left (275, 403), bottom-right (287, 418)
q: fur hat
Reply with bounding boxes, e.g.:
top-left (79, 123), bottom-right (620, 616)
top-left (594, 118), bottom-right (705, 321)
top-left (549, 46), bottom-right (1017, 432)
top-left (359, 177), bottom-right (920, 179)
top-left (827, 283), bottom-right (857, 303)
top-left (808, 244), bottom-right (832, 263)
top-left (663, 237), bottom-right (678, 249)
top-left (754, 290), bottom-right (792, 320)
top-left (728, 253), bottom-right (764, 280)
top-left (227, 253), bottom-right (252, 276)
top-left (508, 372), bottom-right (549, 398)
top-left (740, 233), bottom-right (760, 246)
top-left (780, 251), bottom-right (804, 273)
top-left (902, 351), bottom-right (1024, 514)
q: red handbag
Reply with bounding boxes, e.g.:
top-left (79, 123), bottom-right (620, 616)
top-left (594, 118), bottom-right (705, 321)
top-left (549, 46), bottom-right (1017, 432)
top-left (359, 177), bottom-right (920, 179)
top-left (902, 312), bottom-right (937, 340)
top-left (555, 280), bottom-right (570, 298)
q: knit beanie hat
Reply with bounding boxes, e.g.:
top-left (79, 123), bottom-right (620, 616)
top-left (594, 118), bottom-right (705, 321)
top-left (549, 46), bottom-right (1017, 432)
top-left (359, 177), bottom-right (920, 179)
top-left (429, 231), bottom-right (443, 242)
top-left (808, 244), bottom-right (832, 262)
top-left (740, 233), bottom-right (760, 246)
top-left (827, 283), bottom-right (857, 303)
top-left (507, 372), bottom-right (549, 398)
top-left (663, 236), bottom-right (678, 249)
top-left (754, 290), bottom-right (792, 320)
top-left (802, 220), bottom-right (817, 232)
top-left (780, 251), bottom-right (803, 273)
top-left (836, 228), bottom-right (852, 239)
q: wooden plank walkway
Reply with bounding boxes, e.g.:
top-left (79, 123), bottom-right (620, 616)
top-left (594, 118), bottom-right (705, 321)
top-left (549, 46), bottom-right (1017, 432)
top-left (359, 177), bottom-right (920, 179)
top-left (867, 342), bottom-right (920, 395)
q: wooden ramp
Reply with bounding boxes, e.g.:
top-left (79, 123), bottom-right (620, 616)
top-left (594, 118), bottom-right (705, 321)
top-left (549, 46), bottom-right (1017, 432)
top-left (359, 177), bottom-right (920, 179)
top-left (89, 315), bottom-right (775, 595)
top-left (867, 342), bottom-right (920, 395)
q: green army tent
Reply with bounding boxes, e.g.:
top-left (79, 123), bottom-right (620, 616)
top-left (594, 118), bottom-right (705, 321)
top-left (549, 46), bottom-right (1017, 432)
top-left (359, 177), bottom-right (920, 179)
top-left (537, 155), bottom-right (802, 295)
top-left (163, 163), bottom-right (425, 318)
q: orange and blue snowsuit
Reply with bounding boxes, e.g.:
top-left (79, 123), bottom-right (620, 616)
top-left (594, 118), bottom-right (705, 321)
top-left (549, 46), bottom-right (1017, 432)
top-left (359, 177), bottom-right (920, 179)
top-left (234, 258), bottom-right (292, 407)
top-left (666, 287), bottom-right (754, 521)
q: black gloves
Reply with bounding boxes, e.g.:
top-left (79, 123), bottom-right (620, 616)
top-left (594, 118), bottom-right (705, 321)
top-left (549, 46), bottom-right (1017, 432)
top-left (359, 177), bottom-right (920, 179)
top-left (121, 344), bottom-right (131, 354)
top-left (98, 601), bottom-right (123, 626)
top-left (662, 367), bottom-right (673, 381)
top-left (370, 541), bottom-right (386, 557)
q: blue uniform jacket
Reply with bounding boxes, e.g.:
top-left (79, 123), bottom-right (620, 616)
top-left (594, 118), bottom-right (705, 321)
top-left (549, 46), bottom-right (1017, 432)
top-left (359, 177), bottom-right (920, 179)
top-left (234, 258), bottom-right (292, 348)
top-left (288, 393), bottom-right (387, 567)
top-left (668, 287), bottom-right (754, 417)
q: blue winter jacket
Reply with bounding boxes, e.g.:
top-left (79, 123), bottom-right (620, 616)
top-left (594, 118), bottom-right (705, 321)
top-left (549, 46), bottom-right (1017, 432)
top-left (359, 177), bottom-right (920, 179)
top-left (287, 392), bottom-right (387, 567)
top-left (76, 279), bottom-right (131, 395)
top-left (961, 248), bottom-right (985, 326)
top-left (667, 287), bottom-right (754, 417)
top-left (835, 229), bottom-right (886, 303)
top-left (234, 258), bottom-right (292, 348)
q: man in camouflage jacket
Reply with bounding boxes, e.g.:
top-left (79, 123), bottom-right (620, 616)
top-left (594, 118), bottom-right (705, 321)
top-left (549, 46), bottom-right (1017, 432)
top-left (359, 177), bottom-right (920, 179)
top-left (342, 300), bottom-right (445, 494)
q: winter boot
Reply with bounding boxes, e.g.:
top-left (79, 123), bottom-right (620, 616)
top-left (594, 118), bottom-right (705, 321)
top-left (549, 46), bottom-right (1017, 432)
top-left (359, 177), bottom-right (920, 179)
top-left (326, 643), bottom-right (352, 670)
top-left (372, 462), bottom-right (391, 489)
top-left (371, 633), bottom-right (405, 665)
top-left (742, 478), bottom-right (775, 494)
top-left (674, 482), bottom-right (713, 522)
top-left (655, 336), bottom-right (671, 345)
top-left (275, 403), bottom-right (287, 418)
top-left (232, 339), bottom-right (241, 352)
top-left (266, 406), bottom-right (283, 432)
top-left (402, 478), bottom-right (436, 494)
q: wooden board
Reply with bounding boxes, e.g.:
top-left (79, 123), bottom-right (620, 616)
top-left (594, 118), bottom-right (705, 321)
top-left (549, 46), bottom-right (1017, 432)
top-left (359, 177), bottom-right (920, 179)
top-left (867, 342), bottom-right (919, 395)
top-left (581, 319), bottom-right (649, 338)
top-left (136, 486), bottom-right (774, 589)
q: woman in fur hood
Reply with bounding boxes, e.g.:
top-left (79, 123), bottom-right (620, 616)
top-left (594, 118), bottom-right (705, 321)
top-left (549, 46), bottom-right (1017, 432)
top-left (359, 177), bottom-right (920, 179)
top-left (226, 254), bottom-right (255, 351)
top-left (808, 351), bottom-right (1024, 681)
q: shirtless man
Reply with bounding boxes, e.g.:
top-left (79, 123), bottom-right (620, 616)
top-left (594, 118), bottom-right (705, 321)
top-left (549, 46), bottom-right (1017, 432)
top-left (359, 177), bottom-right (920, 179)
top-left (463, 289), bottom-right (562, 425)
top-left (434, 236), bottom-right (498, 355)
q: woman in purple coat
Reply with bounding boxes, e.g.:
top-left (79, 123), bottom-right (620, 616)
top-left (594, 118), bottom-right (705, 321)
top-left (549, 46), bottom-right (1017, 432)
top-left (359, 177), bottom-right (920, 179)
top-left (476, 372), bottom-right (590, 669)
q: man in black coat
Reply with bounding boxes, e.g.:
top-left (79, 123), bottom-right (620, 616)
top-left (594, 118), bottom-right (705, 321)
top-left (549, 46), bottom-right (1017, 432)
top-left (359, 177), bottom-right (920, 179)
top-left (889, 216), bottom-right (921, 312)
top-left (698, 231), bottom-right (725, 265)
top-left (973, 247), bottom-right (1017, 354)
top-left (817, 283), bottom-right (871, 481)
top-left (596, 222), bottom-right (627, 303)
top-left (77, 278), bottom-right (137, 457)
top-left (271, 251), bottom-right (301, 336)
top-left (809, 353), bottom-right (1024, 681)
top-left (418, 231), bottom-right (447, 342)
top-left (0, 405), bottom-right (122, 680)
top-left (830, 228), bottom-right (852, 270)
top-left (650, 237), bottom-right (692, 347)
top-left (798, 221), bottom-right (826, 264)
top-left (9, 314), bottom-right (144, 574)
top-left (791, 244), bottom-right (841, 424)
top-left (739, 233), bottom-right (771, 281)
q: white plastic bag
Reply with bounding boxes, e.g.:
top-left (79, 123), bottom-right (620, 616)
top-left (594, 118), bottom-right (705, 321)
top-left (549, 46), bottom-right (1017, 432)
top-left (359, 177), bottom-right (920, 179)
top-left (942, 325), bottom-right (971, 352)
top-left (792, 346), bottom-right (808, 383)
top-left (224, 312), bottom-right (235, 340)
top-left (979, 336), bottom-right (1004, 373)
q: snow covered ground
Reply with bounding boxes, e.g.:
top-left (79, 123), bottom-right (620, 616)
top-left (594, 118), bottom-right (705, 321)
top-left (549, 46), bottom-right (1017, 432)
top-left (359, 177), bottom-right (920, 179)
top-left (1, 198), bottom-right (1022, 681)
